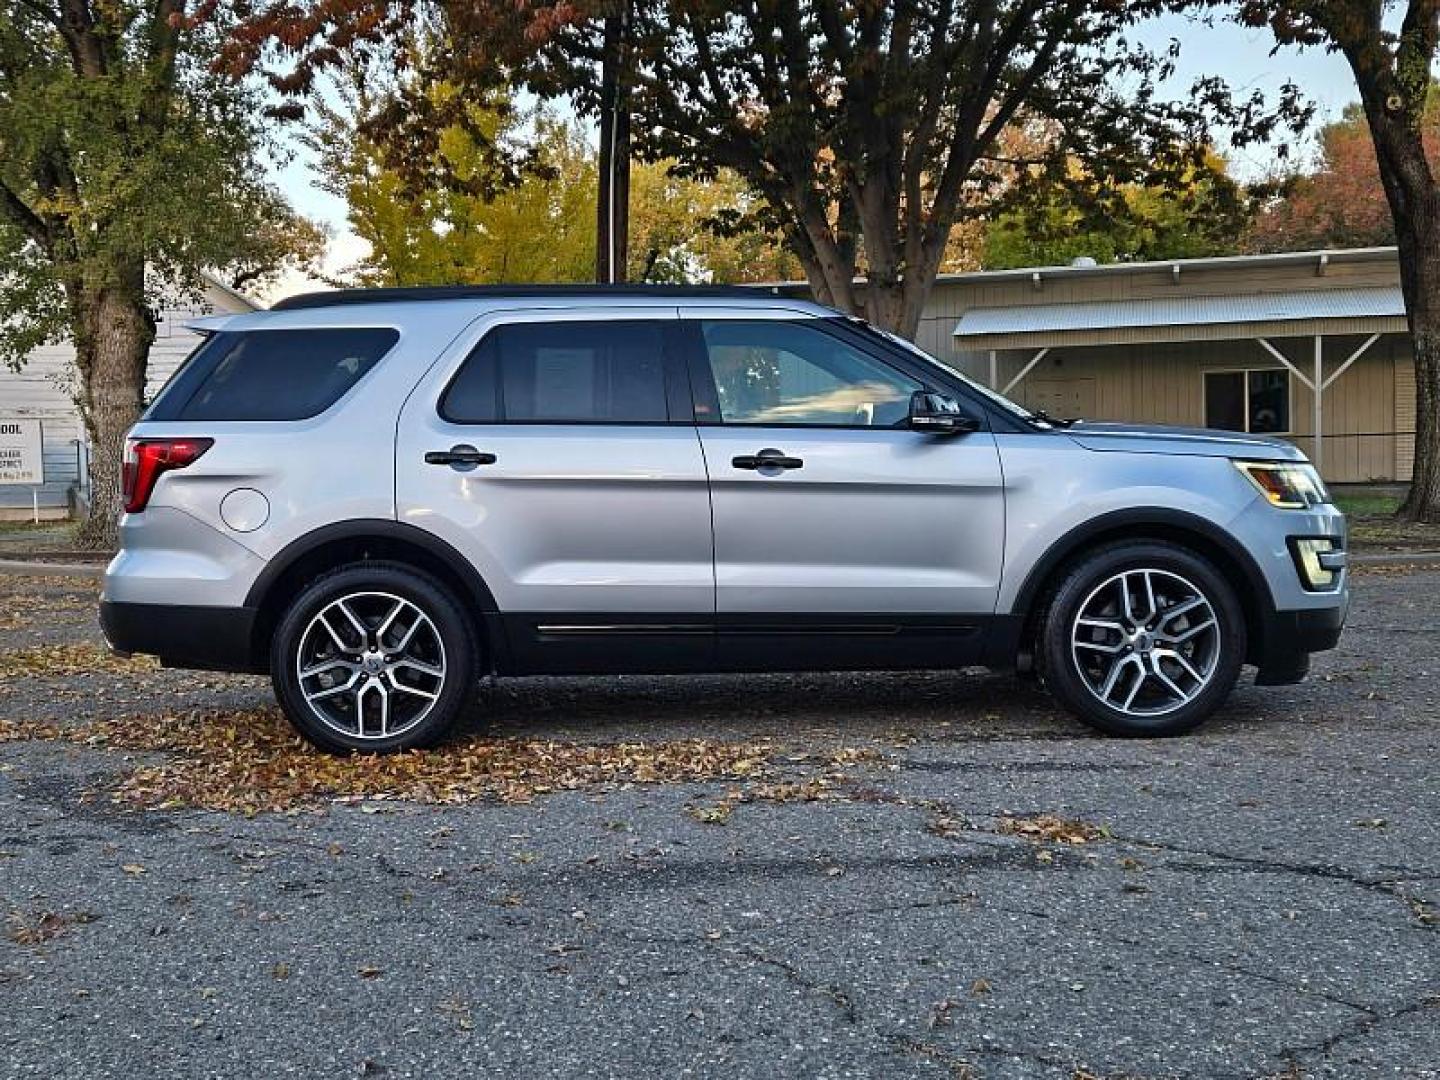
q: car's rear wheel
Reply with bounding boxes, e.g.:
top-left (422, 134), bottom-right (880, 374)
top-left (1038, 541), bottom-right (1246, 737)
top-left (271, 562), bottom-right (478, 753)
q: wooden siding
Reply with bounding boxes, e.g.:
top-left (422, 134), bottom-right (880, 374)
top-left (951, 335), bottom-right (1407, 483)
top-left (0, 284), bottom-right (250, 513)
top-left (914, 250), bottom-right (1417, 483)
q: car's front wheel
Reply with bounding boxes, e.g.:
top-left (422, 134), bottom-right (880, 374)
top-left (271, 562), bottom-right (479, 753)
top-left (1038, 541), bottom-right (1246, 737)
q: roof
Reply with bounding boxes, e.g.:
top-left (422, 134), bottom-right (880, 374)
top-left (953, 285), bottom-right (1409, 350)
top-left (199, 271), bottom-right (259, 313)
top-left (755, 246), bottom-right (1400, 293)
top-left (932, 246), bottom-right (1397, 288)
top-left (271, 283), bottom-right (786, 312)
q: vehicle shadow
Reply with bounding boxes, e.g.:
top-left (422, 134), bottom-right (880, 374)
top-left (472, 667), bottom-right (1085, 744)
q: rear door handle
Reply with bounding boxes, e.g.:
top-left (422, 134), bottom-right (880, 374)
top-left (424, 445), bottom-right (497, 469)
top-left (732, 448), bottom-right (803, 471)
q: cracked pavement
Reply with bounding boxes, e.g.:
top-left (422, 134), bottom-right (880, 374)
top-left (0, 568), bottom-right (1437, 1079)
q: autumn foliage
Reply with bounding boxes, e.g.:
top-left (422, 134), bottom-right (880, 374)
top-left (1244, 103), bottom-right (1440, 253)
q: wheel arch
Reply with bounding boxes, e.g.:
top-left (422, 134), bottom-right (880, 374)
top-left (244, 520), bottom-right (502, 673)
top-left (1009, 508), bottom-right (1273, 668)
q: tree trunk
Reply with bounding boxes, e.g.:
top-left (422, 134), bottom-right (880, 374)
top-left (595, 7), bottom-right (631, 284)
top-left (71, 285), bottom-right (155, 551)
top-left (1399, 241), bottom-right (1440, 521)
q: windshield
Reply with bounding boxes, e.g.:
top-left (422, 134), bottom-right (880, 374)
top-left (832, 317), bottom-right (1047, 425)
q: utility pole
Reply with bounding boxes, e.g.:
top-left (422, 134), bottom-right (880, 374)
top-left (595, 2), bottom-right (631, 284)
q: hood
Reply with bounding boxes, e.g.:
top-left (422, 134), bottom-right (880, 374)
top-left (1062, 421), bottom-right (1306, 462)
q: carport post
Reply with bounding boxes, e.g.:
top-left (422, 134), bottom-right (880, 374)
top-left (989, 350), bottom-right (998, 390)
top-left (1314, 336), bottom-right (1324, 471)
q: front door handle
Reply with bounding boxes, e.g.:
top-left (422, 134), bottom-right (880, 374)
top-left (424, 444), bottom-right (497, 470)
top-left (732, 448), bottom-right (803, 471)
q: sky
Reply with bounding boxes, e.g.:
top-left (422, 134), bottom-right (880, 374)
top-left (261, 10), bottom-right (1365, 301)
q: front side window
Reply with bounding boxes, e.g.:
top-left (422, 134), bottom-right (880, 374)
top-left (442, 320), bottom-right (671, 424)
top-left (1204, 369), bottom-right (1291, 434)
top-left (699, 320), bottom-right (922, 427)
top-left (146, 328), bottom-right (399, 421)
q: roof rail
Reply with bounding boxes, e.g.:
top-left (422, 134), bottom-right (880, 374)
top-left (270, 283), bottom-right (782, 311)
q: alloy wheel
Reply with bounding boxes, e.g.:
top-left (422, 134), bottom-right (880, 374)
top-left (295, 591), bottom-right (447, 741)
top-left (1069, 568), bottom-right (1221, 718)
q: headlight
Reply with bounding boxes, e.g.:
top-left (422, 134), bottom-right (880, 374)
top-left (1233, 461), bottom-right (1329, 509)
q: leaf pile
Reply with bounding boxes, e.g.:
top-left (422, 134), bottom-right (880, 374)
top-left (1, 707), bottom-right (783, 814)
top-left (0, 643), bottom-right (158, 679)
top-left (996, 813), bottom-right (1109, 845)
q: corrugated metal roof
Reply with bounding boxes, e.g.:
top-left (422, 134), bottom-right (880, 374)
top-left (954, 286), bottom-right (1406, 344)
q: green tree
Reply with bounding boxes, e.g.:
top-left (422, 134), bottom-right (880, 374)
top-left (308, 83), bottom-right (596, 285)
top-left (309, 72), bottom-right (798, 286)
top-left (0, 0), bottom-right (320, 548)
top-left (224, 0), bottom-right (1306, 336)
top-left (984, 152), bottom-right (1252, 268)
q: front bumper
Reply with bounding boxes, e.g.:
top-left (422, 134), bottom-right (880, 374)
top-left (100, 600), bottom-right (262, 674)
top-left (1251, 599), bottom-right (1348, 685)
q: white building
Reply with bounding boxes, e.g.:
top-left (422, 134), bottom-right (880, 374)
top-left (0, 275), bottom-right (257, 520)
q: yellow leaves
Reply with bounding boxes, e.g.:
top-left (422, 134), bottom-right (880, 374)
top-left (0, 644), bottom-right (157, 679)
top-left (120, 863), bottom-right (147, 875)
top-left (997, 814), bottom-right (1109, 846)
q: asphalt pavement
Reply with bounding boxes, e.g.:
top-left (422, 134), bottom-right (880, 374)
top-left (0, 567), bottom-right (1436, 1079)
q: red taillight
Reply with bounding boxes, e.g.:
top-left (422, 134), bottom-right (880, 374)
top-left (121, 438), bottom-right (213, 514)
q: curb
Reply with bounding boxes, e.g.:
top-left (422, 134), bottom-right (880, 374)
top-left (1350, 551), bottom-right (1440, 567)
top-left (0, 558), bottom-right (106, 578)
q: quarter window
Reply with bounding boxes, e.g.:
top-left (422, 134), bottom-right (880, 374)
top-left (1204, 369), bottom-right (1290, 434)
top-left (145, 328), bottom-right (399, 421)
top-left (442, 321), bottom-right (671, 424)
top-left (698, 320), bottom-right (922, 427)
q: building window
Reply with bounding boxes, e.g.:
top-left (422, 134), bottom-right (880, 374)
top-left (1203, 369), bottom-right (1291, 435)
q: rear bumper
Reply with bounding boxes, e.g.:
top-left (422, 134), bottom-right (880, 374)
top-left (99, 600), bottom-right (261, 674)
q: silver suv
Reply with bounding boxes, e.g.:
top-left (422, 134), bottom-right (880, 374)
top-left (101, 286), bottom-right (1349, 752)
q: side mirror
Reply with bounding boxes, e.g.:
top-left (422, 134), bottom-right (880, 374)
top-left (908, 391), bottom-right (980, 435)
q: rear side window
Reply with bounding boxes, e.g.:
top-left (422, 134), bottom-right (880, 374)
top-left (145, 328), bottom-right (399, 421)
top-left (441, 321), bottom-right (670, 424)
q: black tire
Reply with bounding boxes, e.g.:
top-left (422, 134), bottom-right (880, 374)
top-left (270, 561), bottom-right (480, 753)
top-left (1037, 541), bottom-right (1246, 737)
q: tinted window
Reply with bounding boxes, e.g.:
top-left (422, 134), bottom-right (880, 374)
top-left (700, 320), bottom-right (921, 427)
top-left (442, 321), bottom-right (670, 424)
top-left (147, 328), bottom-right (398, 421)
top-left (1204, 369), bottom-right (1290, 434)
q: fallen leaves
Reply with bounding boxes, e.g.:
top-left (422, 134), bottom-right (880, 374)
top-left (0, 706), bottom-right (797, 814)
top-left (686, 803), bottom-right (733, 825)
top-left (0, 643), bottom-right (157, 680)
top-left (996, 814), bottom-right (1109, 846)
top-left (5, 909), bottom-right (97, 946)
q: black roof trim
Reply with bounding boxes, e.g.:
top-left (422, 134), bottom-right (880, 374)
top-left (270, 283), bottom-right (783, 311)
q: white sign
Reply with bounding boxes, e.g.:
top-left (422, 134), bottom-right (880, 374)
top-left (0, 419), bottom-right (43, 486)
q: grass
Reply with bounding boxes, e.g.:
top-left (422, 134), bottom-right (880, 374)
top-left (1333, 491), bottom-right (1404, 517)
top-left (1333, 487), bottom-right (1440, 553)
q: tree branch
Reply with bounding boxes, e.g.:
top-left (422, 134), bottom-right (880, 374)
top-left (0, 177), bottom-right (51, 250)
